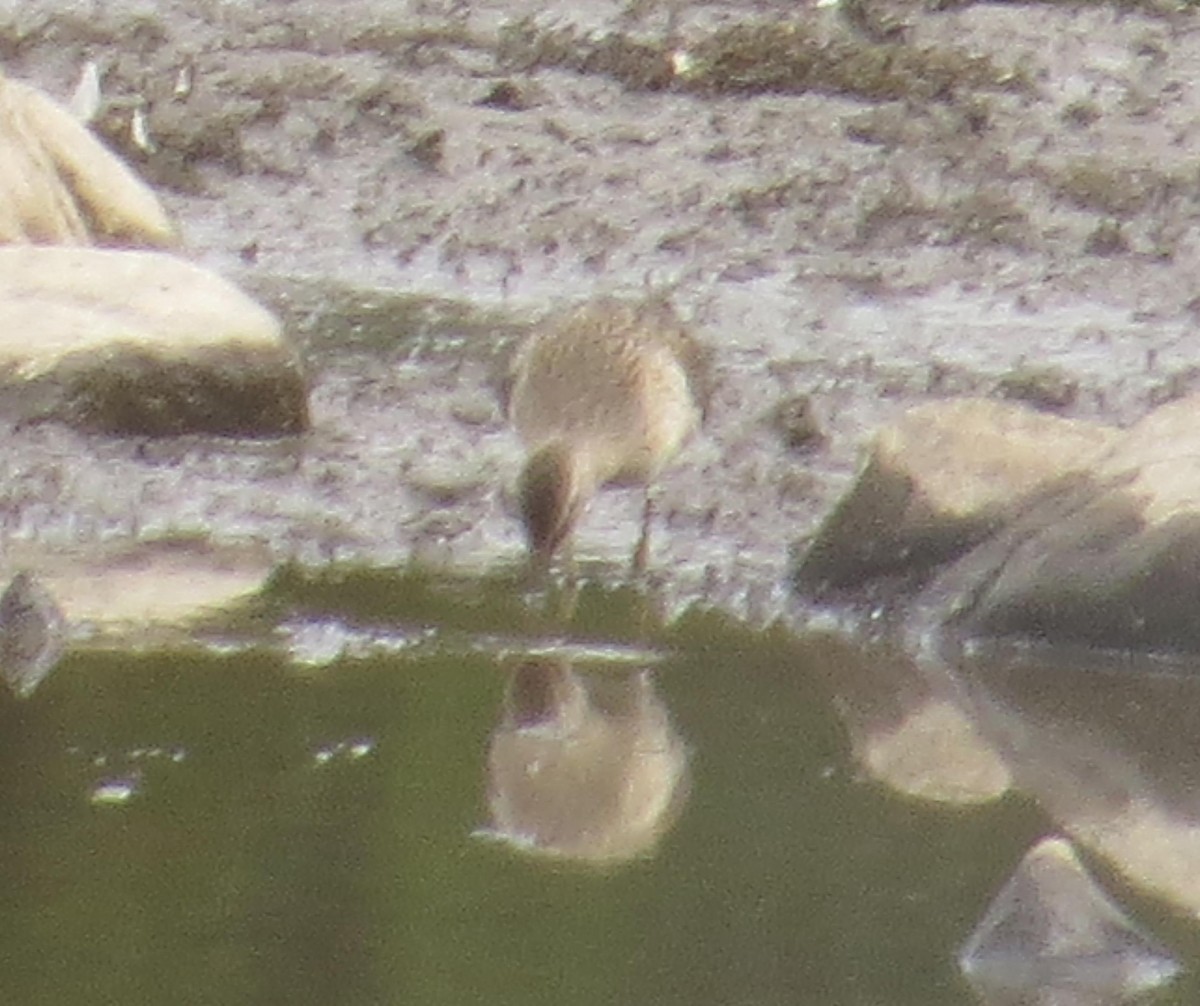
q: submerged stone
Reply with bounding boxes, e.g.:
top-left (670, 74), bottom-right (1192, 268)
top-left (0, 246), bottom-right (308, 436)
top-left (960, 837), bottom-right (1180, 1004)
top-left (89, 776), bottom-right (141, 807)
top-left (0, 571), bottom-right (66, 698)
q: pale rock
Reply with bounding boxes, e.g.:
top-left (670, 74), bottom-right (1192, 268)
top-left (0, 245), bottom-right (308, 435)
top-left (38, 540), bottom-right (272, 633)
top-left (0, 70), bottom-right (176, 248)
top-left (0, 538), bottom-right (276, 695)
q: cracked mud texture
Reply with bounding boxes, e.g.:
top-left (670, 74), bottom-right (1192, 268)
top-left (2, 0), bottom-right (1200, 625)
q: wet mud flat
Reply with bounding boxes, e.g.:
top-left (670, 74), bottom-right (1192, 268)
top-left (4, 0), bottom-right (1200, 621)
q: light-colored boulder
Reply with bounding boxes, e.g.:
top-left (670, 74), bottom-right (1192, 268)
top-left (804, 393), bottom-right (1200, 651)
top-left (793, 398), bottom-right (1117, 595)
top-left (0, 70), bottom-right (176, 248)
top-left (37, 540), bottom-right (273, 634)
top-left (0, 538), bottom-right (275, 696)
top-left (0, 245), bottom-right (308, 435)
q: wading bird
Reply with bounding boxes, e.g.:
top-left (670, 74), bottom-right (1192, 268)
top-left (505, 297), bottom-right (710, 573)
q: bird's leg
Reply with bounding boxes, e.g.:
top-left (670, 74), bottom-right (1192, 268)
top-left (562, 537), bottom-right (581, 618)
top-left (542, 538), bottom-right (580, 623)
top-left (631, 489), bottom-right (653, 577)
top-left (562, 534), bottom-right (579, 588)
top-left (554, 573), bottom-right (581, 623)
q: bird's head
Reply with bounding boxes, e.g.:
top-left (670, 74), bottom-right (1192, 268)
top-left (518, 442), bottom-right (589, 568)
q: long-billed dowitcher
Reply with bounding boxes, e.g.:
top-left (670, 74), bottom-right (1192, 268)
top-left (505, 297), bottom-right (710, 571)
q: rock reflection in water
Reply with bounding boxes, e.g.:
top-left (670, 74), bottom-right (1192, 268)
top-left (0, 571), bottom-right (66, 697)
top-left (811, 632), bottom-right (1192, 1000)
top-left (481, 657), bottom-right (689, 864)
top-left (951, 643), bottom-right (1200, 922)
top-left (808, 635), bottom-right (1010, 804)
top-left (960, 836), bottom-right (1180, 1006)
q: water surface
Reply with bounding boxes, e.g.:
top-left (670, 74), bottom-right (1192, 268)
top-left (3, 573), bottom-right (1193, 1005)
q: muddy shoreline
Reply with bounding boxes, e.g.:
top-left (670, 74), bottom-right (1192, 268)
top-left (3, 0), bottom-right (1200, 626)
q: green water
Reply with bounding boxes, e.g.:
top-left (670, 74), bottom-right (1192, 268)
top-left (0, 572), bottom-right (1194, 1005)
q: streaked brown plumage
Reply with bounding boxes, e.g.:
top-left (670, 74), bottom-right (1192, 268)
top-left (505, 297), bottom-right (710, 569)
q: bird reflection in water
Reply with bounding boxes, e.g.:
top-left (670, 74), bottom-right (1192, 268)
top-left (478, 656), bottom-right (690, 864)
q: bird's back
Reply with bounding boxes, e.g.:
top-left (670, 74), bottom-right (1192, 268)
top-left (508, 298), bottom-right (708, 483)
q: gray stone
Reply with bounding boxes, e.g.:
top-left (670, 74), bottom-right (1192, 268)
top-left (966, 395), bottom-right (1200, 652)
top-left (797, 392), bottom-right (1200, 651)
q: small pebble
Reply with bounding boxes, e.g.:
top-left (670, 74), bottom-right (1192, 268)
top-left (996, 365), bottom-right (1078, 411)
top-left (771, 393), bottom-right (824, 450)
